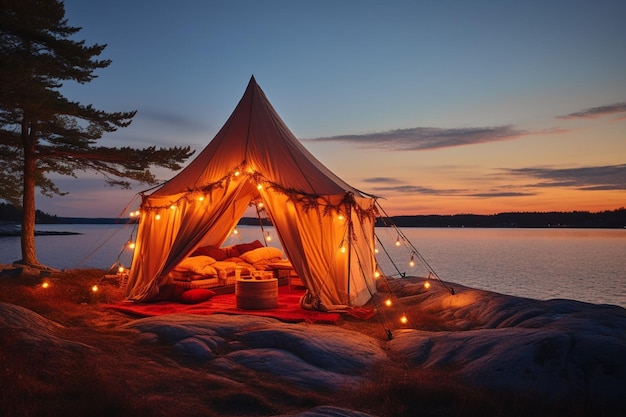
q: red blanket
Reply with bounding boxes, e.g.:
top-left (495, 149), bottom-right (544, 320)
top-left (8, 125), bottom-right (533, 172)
top-left (104, 287), bottom-right (342, 324)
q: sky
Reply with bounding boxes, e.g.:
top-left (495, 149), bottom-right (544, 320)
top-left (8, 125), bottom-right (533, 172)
top-left (37, 0), bottom-right (626, 217)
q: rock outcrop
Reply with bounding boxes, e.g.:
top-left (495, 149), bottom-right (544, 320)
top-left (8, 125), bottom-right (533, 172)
top-left (1, 277), bottom-right (625, 415)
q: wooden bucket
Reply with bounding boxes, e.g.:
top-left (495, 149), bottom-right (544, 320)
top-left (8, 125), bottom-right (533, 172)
top-left (236, 278), bottom-right (278, 310)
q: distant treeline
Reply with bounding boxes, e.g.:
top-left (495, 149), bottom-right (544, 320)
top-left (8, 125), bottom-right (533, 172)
top-left (1, 203), bottom-right (624, 228)
top-left (377, 208), bottom-right (626, 228)
top-left (0, 203), bottom-right (59, 224)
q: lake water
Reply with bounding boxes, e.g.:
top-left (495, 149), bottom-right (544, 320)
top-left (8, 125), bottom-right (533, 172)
top-left (1, 224), bottom-right (624, 308)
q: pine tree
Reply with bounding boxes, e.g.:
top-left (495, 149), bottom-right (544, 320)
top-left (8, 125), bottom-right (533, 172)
top-left (0, 0), bottom-right (194, 267)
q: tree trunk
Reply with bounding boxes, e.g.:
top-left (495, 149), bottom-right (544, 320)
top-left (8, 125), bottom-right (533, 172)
top-left (20, 117), bottom-right (39, 266)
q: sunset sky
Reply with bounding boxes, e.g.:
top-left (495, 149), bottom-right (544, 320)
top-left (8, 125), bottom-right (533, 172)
top-left (39, 0), bottom-right (626, 217)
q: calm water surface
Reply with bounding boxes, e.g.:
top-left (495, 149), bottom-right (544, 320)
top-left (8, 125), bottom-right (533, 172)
top-left (1, 224), bottom-right (624, 308)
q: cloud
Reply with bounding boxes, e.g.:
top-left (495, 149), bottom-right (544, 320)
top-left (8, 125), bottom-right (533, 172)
top-left (370, 184), bottom-right (466, 196)
top-left (506, 164), bottom-right (626, 191)
top-left (306, 125), bottom-right (528, 151)
top-left (557, 102), bottom-right (626, 120)
top-left (362, 177), bottom-right (403, 184)
top-left (468, 191), bottom-right (536, 197)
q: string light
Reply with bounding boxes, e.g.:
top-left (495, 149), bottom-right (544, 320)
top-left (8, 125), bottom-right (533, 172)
top-left (424, 281), bottom-right (431, 289)
top-left (374, 247), bottom-right (379, 254)
top-left (127, 241), bottom-right (135, 250)
top-left (340, 240), bottom-right (346, 253)
top-left (155, 213), bottom-right (161, 220)
top-left (169, 204), bottom-right (176, 210)
top-left (234, 170), bottom-right (240, 177)
top-left (400, 314), bottom-right (408, 324)
top-left (198, 195), bottom-right (205, 202)
top-left (232, 228), bottom-right (239, 235)
top-left (42, 281), bottom-right (50, 289)
top-left (337, 214), bottom-right (344, 221)
top-left (385, 298), bottom-right (392, 307)
top-left (395, 236), bottom-right (401, 247)
top-left (374, 271), bottom-right (380, 278)
top-left (91, 284), bottom-right (99, 293)
top-left (265, 231), bottom-right (272, 242)
top-left (409, 252), bottom-right (415, 267)
top-left (118, 265), bottom-right (125, 274)
top-left (257, 183), bottom-right (263, 190)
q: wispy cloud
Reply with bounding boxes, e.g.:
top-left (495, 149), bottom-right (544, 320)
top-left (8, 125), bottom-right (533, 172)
top-left (374, 184), bottom-right (462, 195)
top-left (467, 191), bottom-right (536, 197)
top-left (506, 164), bottom-right (626, 191)
top-left (370, 183), bottom-right (537, 198)
top-left (306, 125), bottom-right (528, 151)
top-left (360, 163), bottom-right (626, 200)
top-left (362, 177), bottom-right (403, 184)
top-left (557, 102), bottom-right (626, 120)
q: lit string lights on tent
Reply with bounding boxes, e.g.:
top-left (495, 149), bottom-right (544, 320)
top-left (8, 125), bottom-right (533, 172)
top-left (86, 176), bottom-right (457, 339)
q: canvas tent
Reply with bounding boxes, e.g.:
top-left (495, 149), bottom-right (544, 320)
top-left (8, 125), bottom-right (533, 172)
top-left (125, 76), bottom-right (379, 310)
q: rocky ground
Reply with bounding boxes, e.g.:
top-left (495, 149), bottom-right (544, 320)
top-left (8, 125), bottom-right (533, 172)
top-left (0, 264), bottom-right (624, 417)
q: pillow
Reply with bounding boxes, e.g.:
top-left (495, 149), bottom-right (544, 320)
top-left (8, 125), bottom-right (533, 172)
top-left (192, 246), bottom-right (227, 261)
top-left (235, 242), bottom-right (256, 254)
top-left (177, 288), bottom-right (215, 304)
top-left (250, 239), bottom-right (264, 250)
top-left (240, 246), bottom-right (284, 264)
top-left (174, 256), bottom-right (217, 275)
top-left (223, 245), bottom-right (240, 258)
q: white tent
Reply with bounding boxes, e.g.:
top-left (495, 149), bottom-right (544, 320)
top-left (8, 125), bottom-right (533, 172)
top-left (126, 76), bottom-right (379, 310)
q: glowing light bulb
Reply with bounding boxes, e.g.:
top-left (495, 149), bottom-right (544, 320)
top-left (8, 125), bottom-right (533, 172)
top-left (198, 195), bottom-right (205, 202)
top-left (265, 231), bottom-right (272, 242)
top-left (129, 211), bottom-right (135, 217)
top-left (257, 202), bottom-right (264, 208)
top-left (340, 245), bottom-right (346, 253)
top-left (395, 236), bottom-right (401, 247)
top-left (128, 242), bottom-right (135, 249)
top-left (91, 285), bottom-right (99, 293)
top-left (118, 266), bottom-right (125, 273)
top-left (374, 248), bottom-right (379, 254)
top-left (134, 210), bottom-right (140, 217)
top-left (400, 314), bottom-right (408, 324)
top-left (385, 298), bottom-right (392, 307)
top-left (234, 170), bottom-right (240, 177)
top-left (424, 281), bottom-right (431, 289)
top-left (42, 281), bottom-right (50, 289)
top-left (374, 271), bottom-right (380, 278)
top-left (409, 253), bottom-right (415, 267)
top-left (337, 214), bottom-right (344, 221)
top-left (155, 213), bottom-right (161, 220)
top-left (170, 205), bottom-right (176, 210)
top-left (257, 184), bottom-right (263, 190)
top-left (232, 228), bottom-right (239, 235)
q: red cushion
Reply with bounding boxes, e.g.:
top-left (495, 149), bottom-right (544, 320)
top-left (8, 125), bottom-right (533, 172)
top-left (177, 289), bottom-right (215, 304)
top-left (235, 243), bottom-right (255, 254)
top-left (192, 246), bottom-right (227, 261)
top-left (224, 246), bottom-right (240, 258)
top-left (250, 239), bottom-right (264, 250)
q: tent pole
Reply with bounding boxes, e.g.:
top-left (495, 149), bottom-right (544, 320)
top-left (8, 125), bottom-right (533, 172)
top-left (255, 204), bottom-right (267, 246)
top-left (346, 204), bottom-right (353, 303)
